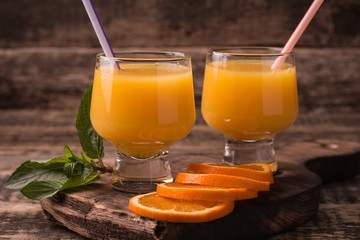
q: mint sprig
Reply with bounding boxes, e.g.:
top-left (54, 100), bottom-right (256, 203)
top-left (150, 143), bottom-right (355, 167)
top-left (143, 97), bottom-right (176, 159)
top-left (6, 85), bottom-right (109, 200)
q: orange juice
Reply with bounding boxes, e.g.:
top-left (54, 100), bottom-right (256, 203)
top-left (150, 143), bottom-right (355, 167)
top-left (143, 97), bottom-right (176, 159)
top-left (201, 60), bottom-right (298, 140)
top-left (90, 63), bottom-right (195, 158)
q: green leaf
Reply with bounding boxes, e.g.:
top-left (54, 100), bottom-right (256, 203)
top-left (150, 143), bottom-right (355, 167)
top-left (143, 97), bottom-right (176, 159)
top-left (64, 145), bottom-right (83, 162)
top-left (19, 170), bottom-right (100, 200)
top-left (20, 181), bottom-right (65, 200)
top-left (81, 152), bottom-right (96, 167)
top-left (19, 171), bottom-right (100, 200)
top-left (63, 162), bottom-right (78, 178)
top-left (76, 84), bottom-right (104, 160)
top-left (61, 171), bottom-right (100, 191)
top-left (81, 162), bottom-right (94, 179)
top-left (6, 159), bottom-right (69, 190)
top-left (30, 157), bottom-right (70, 169)
top-left (64, 145), bottom-right (73, 159)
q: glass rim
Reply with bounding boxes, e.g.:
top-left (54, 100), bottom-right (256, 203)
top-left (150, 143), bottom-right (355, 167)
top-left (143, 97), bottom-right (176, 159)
top-left (209, 47), bottom-right (294, 57)
top-left (96, 51), bottom-right (191, 62)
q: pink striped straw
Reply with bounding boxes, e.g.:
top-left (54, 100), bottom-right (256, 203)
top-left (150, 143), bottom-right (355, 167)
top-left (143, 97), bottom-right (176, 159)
top-left (271, 0), bottom-right (324, 70)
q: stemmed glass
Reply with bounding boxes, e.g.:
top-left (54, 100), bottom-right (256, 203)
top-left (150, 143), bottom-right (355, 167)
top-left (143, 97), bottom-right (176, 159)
top-left (90, 52), bottom-right (195, 193)
top-left (201, 47), bottom-right (298, 172)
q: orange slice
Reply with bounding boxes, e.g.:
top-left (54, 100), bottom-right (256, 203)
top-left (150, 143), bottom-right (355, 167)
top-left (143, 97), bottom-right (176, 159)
top-left (176, 173), bottom-right (270, 191)
top-left (157, 182), bottom-right (258, 201)
top-left (129, 192), bottom-right (234, 223)
top-left (186, 163), bottom-right (274, 183)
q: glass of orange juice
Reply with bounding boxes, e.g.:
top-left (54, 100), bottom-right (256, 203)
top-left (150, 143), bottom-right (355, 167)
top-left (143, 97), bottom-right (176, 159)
top-left (201, 47), bottom-right (298, 172)
top-left (90, 52), bottom-right (195, 193)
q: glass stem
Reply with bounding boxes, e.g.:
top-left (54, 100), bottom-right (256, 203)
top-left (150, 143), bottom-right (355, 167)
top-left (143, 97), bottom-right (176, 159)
top-left (223, 137), bottom-right (278, 172)
top-left (112, 151), bottom-right (173, 193)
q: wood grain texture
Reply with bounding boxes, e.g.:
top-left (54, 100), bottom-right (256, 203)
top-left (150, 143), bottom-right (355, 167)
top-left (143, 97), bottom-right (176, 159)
top-left (269, 175), bottom-right (360, 240)
top-left (39, 140), bottom-right (360, 240)
top-left (0, 0), bottom-right (359, 48)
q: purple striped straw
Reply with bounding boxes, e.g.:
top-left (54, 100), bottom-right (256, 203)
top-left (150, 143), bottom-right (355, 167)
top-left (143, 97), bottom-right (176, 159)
top-left (82, 0), bottom-right (120, 69)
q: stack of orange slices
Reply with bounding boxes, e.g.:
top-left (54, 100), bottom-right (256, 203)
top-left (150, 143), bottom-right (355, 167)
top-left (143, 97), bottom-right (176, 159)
top-left (129, 162), bottom-right (274, 223)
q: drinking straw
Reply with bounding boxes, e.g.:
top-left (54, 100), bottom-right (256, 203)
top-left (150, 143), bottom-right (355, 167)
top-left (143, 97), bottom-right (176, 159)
top-left (82, 0), bottom-right (120, 69)
top-left (271, 0), bottom-right (324, 70)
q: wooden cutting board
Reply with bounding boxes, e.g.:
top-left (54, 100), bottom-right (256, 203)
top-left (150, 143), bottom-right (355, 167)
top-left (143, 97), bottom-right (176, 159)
top-left (40, 139), bottom-right (360, 240)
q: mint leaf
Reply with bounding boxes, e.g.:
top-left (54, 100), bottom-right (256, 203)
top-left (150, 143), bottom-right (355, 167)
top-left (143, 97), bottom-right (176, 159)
top-left (20, 180), bottom-right (65, 200)
top-left (64, 145), bottom-right (74, 159)
top-left (76, 84), bottom-right (104, 161)
top-left (6, 159), bottom-right (68, 190)
top-left (64, 162), bottom-right (78, 178)
top-left (64, 145), bottom-right (84, 163)
top-left (81, 152), bottom-right (96, 167)
top-left (81, 162), bottom-right (94, 179)
top-left (63, 148), bottom-right (96, 179)
top-left (63, 159), bottom-right (94, 180)
top-left (61, 172), bottom-right (100, 191)
top-left (5, 145), bottom-right (99, 192)
top-left (20, 171), bottom-right (100, 200)
top-left (30, 157), bottom-right (69, 169)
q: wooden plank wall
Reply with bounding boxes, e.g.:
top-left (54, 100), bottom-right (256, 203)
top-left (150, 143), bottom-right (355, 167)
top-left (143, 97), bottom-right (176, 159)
top-left (1, 0), bottom-right (359, 48)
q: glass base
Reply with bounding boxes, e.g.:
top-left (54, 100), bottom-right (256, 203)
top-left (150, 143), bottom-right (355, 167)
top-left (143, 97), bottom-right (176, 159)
top-left (111, 151), bottom-right (173, 193)
top-left (223, 138), bottom-right (278, 173)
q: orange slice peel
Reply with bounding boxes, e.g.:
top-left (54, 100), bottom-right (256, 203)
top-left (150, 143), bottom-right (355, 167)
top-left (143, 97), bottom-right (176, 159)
top-left (129, 192), bottom-right (234, 223)
top-left (176, 172), bottom-right (270, 191)
top-left (157, 182), bottom-right (258, 201)
top-left (186, 162), bottom-right (274, 183)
